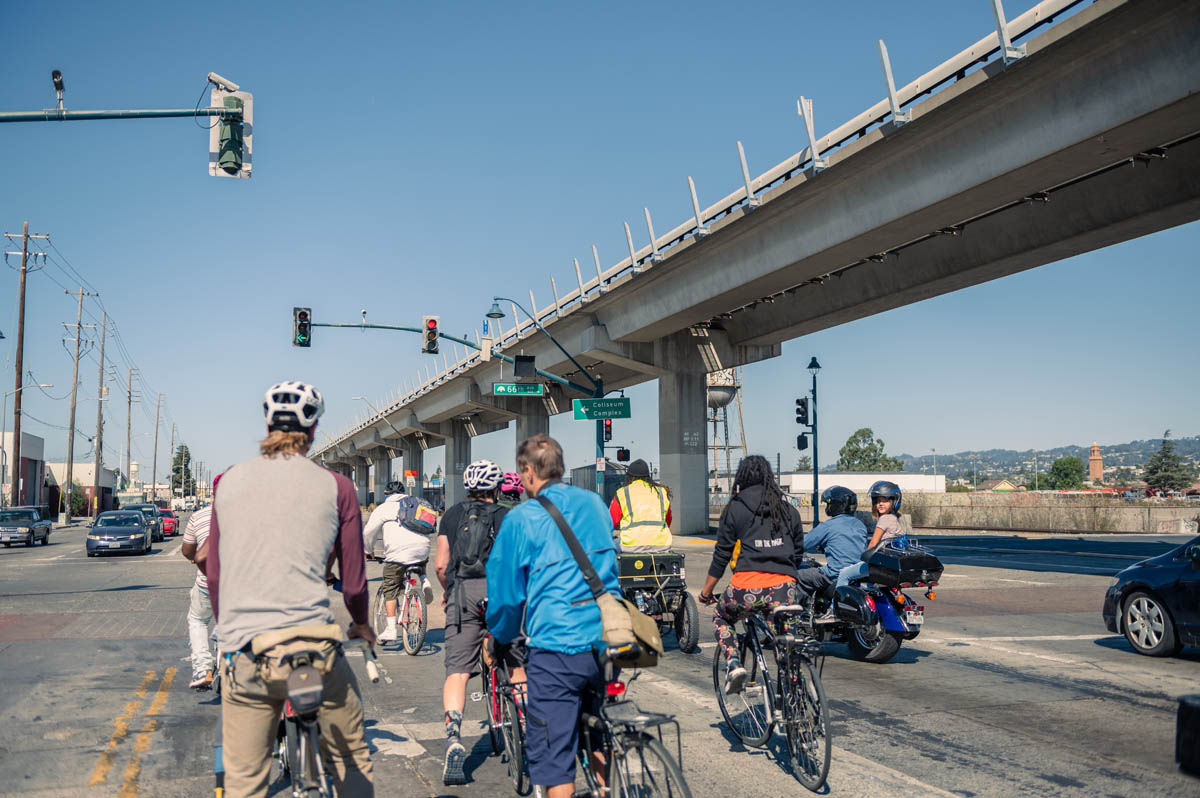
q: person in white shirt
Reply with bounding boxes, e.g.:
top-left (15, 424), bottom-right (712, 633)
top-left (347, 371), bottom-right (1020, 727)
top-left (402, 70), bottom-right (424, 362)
top-left (181, 505), bottom-right (215, 689)
top-left (362, 481), bottom-right (437, 643)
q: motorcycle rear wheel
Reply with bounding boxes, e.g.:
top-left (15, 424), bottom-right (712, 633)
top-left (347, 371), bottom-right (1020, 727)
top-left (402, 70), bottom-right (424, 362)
top-left (847, 623), bottom-right (903, 663)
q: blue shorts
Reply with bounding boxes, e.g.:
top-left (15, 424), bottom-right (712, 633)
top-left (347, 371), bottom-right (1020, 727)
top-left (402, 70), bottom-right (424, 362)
top-left (524, 648), bottom-right (606, 788)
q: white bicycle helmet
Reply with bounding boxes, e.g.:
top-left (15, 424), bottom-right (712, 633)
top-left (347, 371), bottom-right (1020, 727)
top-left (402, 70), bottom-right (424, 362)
top-left (263, 381), bottom-right (325, 432)
top-left (463, 459), bottom-right (503, 492)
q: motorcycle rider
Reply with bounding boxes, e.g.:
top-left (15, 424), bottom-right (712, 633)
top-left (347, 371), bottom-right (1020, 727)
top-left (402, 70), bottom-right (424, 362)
top-left (608, 458), bottom-right (673, 553)
top-left (837, 480), bottom-right (908, 588)
top-left (797, 485), bottom-right (868, 609)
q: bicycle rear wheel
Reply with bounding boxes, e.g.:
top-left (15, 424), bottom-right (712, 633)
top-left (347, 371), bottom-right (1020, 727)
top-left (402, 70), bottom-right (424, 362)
top-left (401, 584), bottom-right (428, 655)
top-left (371, 585), bottom-right (389, 640)
top-left (500, 692), bottom-right (531, 795)
top-left (783, 656), bottom-right (831, 791)
top-left (609, 732), bottom-right (692, 798)
top-left (713, 634), bottom-right (772, 747)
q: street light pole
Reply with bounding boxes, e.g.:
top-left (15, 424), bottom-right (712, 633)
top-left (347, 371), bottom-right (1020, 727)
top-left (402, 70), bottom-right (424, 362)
top-left (488, 297), bottom-right (606, 498)
top-left (807, 357), bottom-right (821, 527)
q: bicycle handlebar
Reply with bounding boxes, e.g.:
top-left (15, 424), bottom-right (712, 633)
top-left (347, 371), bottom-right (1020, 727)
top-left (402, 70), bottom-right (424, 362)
top-left (343, 638), bottom-right (380, 683)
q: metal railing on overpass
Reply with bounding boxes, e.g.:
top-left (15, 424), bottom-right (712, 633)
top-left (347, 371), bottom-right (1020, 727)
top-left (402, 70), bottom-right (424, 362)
top-left (317, 0), bottom-right (1095, 453)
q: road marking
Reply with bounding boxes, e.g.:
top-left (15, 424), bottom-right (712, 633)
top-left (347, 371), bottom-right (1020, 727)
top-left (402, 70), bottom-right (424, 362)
top-left (948, 556), bottom-right (1117, 574)
top-left (366, 721), bottom-right (427, 758)
top-left (928, 633), bottom-right (1104, 642)
top-left (117, 667), bottom-right (176, 797)
top-left (680, 540), bottom-right (714, 546)
top-left (921, 637), bottom-right (1081, 664)
top-left (87, 670), bottom-right (156, 786)
top-left (636, 671), bottom-right (960, 796)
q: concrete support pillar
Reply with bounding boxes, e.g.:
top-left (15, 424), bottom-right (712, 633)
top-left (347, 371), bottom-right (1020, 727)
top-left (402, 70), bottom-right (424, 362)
top-left (403, 439), bottom-right (424, 496)
top-left (372, 454), bottom-right (391, 504)
top-left (514, 398), bottom-right (550, 448)
top-left (659, 370), bottom-right (709, 535)
top-left (444, 421), bottom-right (472, 509)
top-left (354, 460), bottom-right (370, 507)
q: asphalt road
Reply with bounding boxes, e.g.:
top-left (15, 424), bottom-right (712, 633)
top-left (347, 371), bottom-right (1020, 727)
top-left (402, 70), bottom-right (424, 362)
top-left (0, 525), bottom-right (1196, 797)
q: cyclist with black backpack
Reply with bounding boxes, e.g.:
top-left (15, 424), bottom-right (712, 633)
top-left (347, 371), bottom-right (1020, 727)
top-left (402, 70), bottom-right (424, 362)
top-left (434, 458), bottom-right (522, 785)
top-left (362, 480), bottom-right (438, 643)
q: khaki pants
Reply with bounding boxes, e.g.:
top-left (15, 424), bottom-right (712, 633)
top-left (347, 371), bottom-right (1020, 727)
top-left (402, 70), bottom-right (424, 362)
top-left (221, 651), bottom-right (373, 797)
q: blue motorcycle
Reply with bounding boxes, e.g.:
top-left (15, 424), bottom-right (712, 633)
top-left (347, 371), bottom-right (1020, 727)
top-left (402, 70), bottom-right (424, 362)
top-left (807, 542), bottom-right (943, 663)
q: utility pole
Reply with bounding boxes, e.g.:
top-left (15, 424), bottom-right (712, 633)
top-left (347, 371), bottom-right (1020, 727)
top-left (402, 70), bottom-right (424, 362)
top-left (150, 393), bottom-right (161, 507)
top-left (92, 312), bottom-right (107, 516)
top-left (61, 286), bottom-right (98, 523)
top-left (168, 423), bottom-right (175, 505)
top-left (3, 222), bottom-right (49, 506)
top-left (126, 367), bottom-right (139, 487)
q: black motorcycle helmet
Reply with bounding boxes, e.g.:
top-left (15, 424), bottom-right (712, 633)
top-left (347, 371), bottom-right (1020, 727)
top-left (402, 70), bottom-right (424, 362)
top-left (868, 480), bottom-right (902, 512)
top-left (821, 485), bottom-right (858, 517)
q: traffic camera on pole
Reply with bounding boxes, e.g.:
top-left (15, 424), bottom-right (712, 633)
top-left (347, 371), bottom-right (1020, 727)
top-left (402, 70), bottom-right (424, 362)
top-left (422, 316), bottom-right (440, 354)
top-left (796, 397), bottom-right (810, 426)
top-left (207, 73), bottom-right (252, 179)
top-left (292, 307), bottom-right (312, 347)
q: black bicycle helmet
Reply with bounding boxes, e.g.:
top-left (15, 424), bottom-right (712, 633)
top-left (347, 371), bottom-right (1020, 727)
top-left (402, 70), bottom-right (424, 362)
top-left (821, 485), bottom-right (858, 517)
top-left (868, 480), bottom-right (902, 512)
top-left (384, 480), bottom-right (405, 495)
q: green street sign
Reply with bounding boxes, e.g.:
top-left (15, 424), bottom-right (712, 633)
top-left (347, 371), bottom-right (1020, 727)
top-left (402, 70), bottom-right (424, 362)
top-left (573, 397), bottom-right (631, 420)
top-left (494, 382), bottom-right (545, 396)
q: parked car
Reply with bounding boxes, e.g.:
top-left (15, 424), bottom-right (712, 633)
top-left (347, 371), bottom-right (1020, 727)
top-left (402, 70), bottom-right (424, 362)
top-left (1103, 534), bottom-right (1200, 656)
top-left (158, 509), bottom-right (179, 536)
top-left (86, 511), bottom-right (151, 556)
top-left (125, 504), bottom-right (163, 542)
top-left (0, 508), bottom-right (51, 547)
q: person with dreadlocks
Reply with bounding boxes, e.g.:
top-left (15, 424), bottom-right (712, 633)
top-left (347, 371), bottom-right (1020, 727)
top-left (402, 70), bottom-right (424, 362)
top-left (698, 455), bottom-right (806, 694)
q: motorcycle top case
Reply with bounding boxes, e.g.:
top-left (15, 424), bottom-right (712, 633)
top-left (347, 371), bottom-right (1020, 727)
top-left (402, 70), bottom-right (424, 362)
top-left (617, 552), bottom-right (686, 591)
top-left (866, 543), bottom-right (944, 587)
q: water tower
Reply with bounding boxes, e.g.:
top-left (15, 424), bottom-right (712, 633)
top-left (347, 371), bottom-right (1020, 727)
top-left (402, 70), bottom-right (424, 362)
top-left (707, 369), bottom-right (747, 488)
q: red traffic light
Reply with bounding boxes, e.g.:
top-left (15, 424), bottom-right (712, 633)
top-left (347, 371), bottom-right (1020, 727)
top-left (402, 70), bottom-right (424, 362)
top-left (426, 318), bottom-right (437, 329)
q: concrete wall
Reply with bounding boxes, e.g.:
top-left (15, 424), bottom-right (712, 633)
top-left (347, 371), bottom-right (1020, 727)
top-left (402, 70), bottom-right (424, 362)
top-left (904, 492), bottom-right (1200, 534)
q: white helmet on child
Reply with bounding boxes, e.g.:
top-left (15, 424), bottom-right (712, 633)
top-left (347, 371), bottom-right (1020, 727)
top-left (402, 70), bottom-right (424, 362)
top-left (263, 381), bottom-right (325, 432)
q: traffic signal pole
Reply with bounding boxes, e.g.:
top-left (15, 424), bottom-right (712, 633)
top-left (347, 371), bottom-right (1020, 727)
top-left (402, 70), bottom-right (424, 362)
top-left (0, 108), bottom-right (241, 123)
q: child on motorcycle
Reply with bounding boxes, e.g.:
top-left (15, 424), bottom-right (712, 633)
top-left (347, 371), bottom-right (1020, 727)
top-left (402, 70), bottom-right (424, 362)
top-left (836, 480), bottom-right (908, 589)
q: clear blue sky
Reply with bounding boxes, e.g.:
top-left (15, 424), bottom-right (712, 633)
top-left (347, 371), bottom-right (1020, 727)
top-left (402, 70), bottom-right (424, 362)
top-left (2, 0), bottom-right (1196, 482)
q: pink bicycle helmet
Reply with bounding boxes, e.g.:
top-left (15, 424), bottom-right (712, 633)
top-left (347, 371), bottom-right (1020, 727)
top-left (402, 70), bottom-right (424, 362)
top-left (500, 472), bottom-right (524, 495)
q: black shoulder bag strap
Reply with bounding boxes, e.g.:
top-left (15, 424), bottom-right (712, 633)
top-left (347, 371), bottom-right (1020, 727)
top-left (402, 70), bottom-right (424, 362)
top-left (534, 495), bottom-right (607, 600)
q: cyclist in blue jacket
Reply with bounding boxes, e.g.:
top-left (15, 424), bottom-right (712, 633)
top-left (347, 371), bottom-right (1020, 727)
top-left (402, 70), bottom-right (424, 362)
top-left (486, 433), bottom-right (620, 798)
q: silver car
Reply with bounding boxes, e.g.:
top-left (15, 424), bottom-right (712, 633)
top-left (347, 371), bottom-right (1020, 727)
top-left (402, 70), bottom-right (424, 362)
top-left (0, 509), bottom-right (51, 547)
top-left (86, 511), bottom-right (152, 556)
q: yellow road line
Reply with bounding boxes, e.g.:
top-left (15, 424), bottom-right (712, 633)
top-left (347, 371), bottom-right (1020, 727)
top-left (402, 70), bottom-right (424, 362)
top-left (680, 540), bottom-right (715, 545)
top-left (87, 670), bottom-right (156, 786)
top-left (117, 667), bottom-right (176, 797)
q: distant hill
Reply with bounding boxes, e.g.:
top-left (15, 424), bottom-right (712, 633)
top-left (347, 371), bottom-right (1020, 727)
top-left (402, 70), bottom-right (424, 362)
top-left (896, 434), bottom-right (1200, 481)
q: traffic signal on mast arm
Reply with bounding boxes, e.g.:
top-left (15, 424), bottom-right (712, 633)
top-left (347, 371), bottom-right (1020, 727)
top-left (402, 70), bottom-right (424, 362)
top-left (293, 307), bottom-right (312, 347)
top-left (795, 397), bottom-right (809, 426)
top-left (207, 76), bottom-right (253, 179)
top-left (422, 316), bottom-right (440, 354)
top-left (604, 419), bottom-right (613, 442)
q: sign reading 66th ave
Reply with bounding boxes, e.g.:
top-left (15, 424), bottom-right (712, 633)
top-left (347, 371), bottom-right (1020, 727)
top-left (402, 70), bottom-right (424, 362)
top-left (572, 397), bottom-right (631, 420)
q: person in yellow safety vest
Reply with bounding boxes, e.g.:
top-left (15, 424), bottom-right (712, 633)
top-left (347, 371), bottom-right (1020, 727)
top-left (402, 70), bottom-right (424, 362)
top-left (608, 459), bottom-right (673, 552)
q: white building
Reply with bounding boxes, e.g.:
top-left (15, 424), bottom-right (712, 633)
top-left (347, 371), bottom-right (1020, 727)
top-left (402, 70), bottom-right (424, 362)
top-left (1, 431), bottom-right (47, 507)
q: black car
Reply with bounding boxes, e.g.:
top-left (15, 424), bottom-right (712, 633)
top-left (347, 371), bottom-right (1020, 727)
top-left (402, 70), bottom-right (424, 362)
top-left (125, 504), bottom-right (163, 542)
top-left (86, 511), bottom-right (152, 556)
top-left (0, 508), bottom-right (51, 547)
top-left (1103, 534), bottom-right (1200, 656)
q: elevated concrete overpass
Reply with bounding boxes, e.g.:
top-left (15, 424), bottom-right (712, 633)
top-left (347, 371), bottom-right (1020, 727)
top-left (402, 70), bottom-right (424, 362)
top-left (314, 0), bottom-right (1200, 533)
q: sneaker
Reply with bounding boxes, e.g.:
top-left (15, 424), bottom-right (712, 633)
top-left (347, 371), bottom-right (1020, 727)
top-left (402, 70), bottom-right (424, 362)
top-left (422, 577), bottom-right (435, 604)
top-left (443, 739), bottom-right (467, 785)
top-left (189, 670), bottom-right (214, 690)
top-left (378, 624), bottom-right (397, 644)
top-left (725, 665), bottom-right (749, 695)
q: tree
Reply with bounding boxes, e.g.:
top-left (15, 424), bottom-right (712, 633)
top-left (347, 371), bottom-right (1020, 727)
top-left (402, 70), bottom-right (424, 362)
top-left (1045, 456), bottom-right (1086, 490)
top-left (171, 445), bottom-right (196, 496)
top-left (1144, 430), bottom-right (1194, 492)
top-left (794, 455), bottom-right (813, 471)
top-left (836, 428), bottom-right (903, 472)
top-left (69, 481), bottom-right (87, 516)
